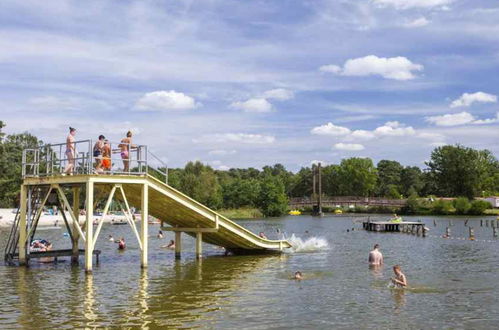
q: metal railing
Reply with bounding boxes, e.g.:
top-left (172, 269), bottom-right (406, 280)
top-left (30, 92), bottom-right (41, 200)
top-left (22, 139), bottom-right (168, 183)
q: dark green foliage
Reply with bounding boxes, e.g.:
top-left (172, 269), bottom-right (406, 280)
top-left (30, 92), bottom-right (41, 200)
top-left (337, 158), bottom-right (377, 196)
top-left (376, 160), bottom-right (403, 197)
top-left (257, 175), bottom-right (288, 217)
top-left (453, 197), bottom-right (471, 215)
top-left (431, 199), bottom-right (454, 215)
top-left (468, 200), bottom-right (492, 215)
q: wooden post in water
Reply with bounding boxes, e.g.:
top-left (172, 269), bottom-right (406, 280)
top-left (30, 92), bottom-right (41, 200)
top-left (71, 187), bottom-right (80, 264)
top-left (175, 231), bottom-right (182, 259)
top-left (85, 181), bottom-right (94, 273)
top-left (18, 184), bottom-right (28, 266)
top-left (469, 227), bottom-right (475, 240)
top-left (196, 232), bottom-right (203, 259)
top-left (486, 220), bottom-right (489, 227)
top-left (433, 219), bottom-right (437, 227)
top-left (317, 162), bottom-right (322, 216)
top-left (464, 219), bottom-right (469, 227)
top-left (422, 225), bottom-right (427, 237)
top-left (445, 227), bottom-right (450, 238)
top-left (480, 219), bottom-right (483, 227)
top-left (493, 226), bottom-right (498, 238)
top-left (140, 183), bottom-right (149, 268)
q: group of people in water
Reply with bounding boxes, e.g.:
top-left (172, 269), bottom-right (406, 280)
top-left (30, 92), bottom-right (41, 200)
top-left (63, 127), bottom-right (136, 175)
top-left (368, 243), bottom-right (407, 287)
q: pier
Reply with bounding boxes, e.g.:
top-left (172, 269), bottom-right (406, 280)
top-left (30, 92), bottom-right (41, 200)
top-left (4, 139), bottom-right (291, 272)
top-left (363, 221), bottom-right (427, 236)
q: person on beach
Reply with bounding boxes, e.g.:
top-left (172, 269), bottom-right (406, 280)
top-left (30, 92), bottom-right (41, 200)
top-left (391, 265), bottom-right (407, 288)
top-left (101, 140), bottom-right (112, 171)
top-left (64, 127), bottom-right (76, 175)
top-left (294, 271), bottom-right (303, 280)
top-left (93, 135), bottom-right (105, 174)
top-left (118, 131), bottom-right (135, 172)
top-left (368, 244), bottom-right (383, 266)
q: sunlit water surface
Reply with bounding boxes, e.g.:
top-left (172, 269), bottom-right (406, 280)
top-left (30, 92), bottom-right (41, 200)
top-left (1, 215), bottom-right (498, 329)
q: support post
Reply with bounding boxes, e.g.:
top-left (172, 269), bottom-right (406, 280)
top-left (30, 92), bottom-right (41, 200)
top-left (85, 181), bottom-right (94, 273)
top-left (141, 183), bottom-right (148, 268)
top-left (72, 187), bottom-right (80, 264)
top-left (18, 184), bottom-right (28, 266)
top-left (175, 231), bottom-right (181, 259)
top-left (196, 232), bottom-right (203, 259)
top-left (469, 227), bottom-right (475, 240)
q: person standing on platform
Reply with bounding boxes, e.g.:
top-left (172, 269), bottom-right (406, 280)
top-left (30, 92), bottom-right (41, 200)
top-left (64, 127), bottom-right (76, 175)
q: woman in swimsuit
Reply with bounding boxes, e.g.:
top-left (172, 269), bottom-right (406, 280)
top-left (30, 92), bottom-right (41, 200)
top-left (93, 135), bottom-right (105, 174)
top-left (64, 127), bottom-right (76, 175)
top-left (119, 131), bottom-right (134, 172)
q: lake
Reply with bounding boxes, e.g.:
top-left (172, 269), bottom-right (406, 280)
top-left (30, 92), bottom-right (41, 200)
top-left (1, 214), bottom-right (498, 329)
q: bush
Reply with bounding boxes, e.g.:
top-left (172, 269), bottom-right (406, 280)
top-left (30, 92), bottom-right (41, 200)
top-left (431, 199), bottom-right (454, 215)
top-left (401, 194), bottom-right (420, 215)
top-left (468, 200), bottom-right (492, 215)
top-left (453, 197), bottom-right (471, 215)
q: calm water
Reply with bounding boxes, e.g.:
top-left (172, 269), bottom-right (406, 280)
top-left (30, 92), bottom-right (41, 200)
top-left (1, 215), bottom-right (499, 329)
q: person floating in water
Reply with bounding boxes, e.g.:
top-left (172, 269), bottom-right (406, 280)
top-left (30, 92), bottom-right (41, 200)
top-left (391, 265), bottom-right (407, 288)
top-left (294, 271), bottom-right (303, 280)
top-left (157, 230), bottom-right (164, 239)
top-left (117, 237), bottom-right (126, 250)
top-left (368, 244), bottom-right (383, 266)
top-left (162, 240), bottom-right (175, 249)
top-left (108, 235), bottom-right (114, 242)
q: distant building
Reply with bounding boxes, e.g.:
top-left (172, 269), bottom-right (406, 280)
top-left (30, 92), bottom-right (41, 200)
top-left (480, 197), bottom-right (499, 208)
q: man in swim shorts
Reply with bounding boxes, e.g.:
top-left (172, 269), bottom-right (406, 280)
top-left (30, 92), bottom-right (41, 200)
top-left (93, 135), bottom-right (105, 174)
top-left (368, 244), bottom-right (383, 266)
top-left (64, 127), bottom-right (76, 175)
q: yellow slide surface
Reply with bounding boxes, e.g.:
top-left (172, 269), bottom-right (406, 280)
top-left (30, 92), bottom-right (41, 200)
top-left (120, 175), bottom-right (291, 253)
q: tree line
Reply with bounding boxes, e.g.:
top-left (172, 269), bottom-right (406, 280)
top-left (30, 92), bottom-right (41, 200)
top-left (1, 121), bottom-right (499, 216)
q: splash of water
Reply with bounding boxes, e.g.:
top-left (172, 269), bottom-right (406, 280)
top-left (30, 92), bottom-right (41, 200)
top-left (283, 233), bottom-right (329, 253)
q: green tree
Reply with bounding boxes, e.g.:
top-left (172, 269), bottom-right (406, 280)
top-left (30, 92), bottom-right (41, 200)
top-left (257, 175), bottom-right (288, 217)
top-left (289, 167), bottom-right (313, 197)
top-left (179, 161), bottom-right (223, 209)
top-left (376, 160), bottom-right (403, 197)
top-left (222, 178), bottom-right (260, 209)
top-left (338, 158), bottom-right (377, 196)
top-left (426, 145), bottom-right (499, 199)
top-left (400, 166), bottom-right (423, 196)
top-left (468, 200), bottom-right (491, 215)
top-left (453, 197), bottom-right (471, 215)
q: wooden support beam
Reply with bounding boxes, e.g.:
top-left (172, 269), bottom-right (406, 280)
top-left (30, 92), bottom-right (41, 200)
top-left (85, 181), bottom-right (94, 273)
top-left (161, 227), bottom-right (219, 233)
top-left (72, 187), bottom-right (80, 264)
top-left (26, 186), bottom-right (52, 240)
top-left (196, 232), bottom-right (203, 259)
top-left (18, 184), bottom-right (28, 266)
top-left (92, 185), bottom-right (117, 250)
top-left (175, 231), bottom-right (181, 259)
top-left (141, 183), bottom-right (149, 268)
top-left (55, 185), bottom-right (86, 243)
top-left (117, 186), bottom-right (142, 251)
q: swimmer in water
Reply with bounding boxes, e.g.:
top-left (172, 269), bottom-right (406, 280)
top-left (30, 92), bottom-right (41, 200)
top-left (162, 240), bottom-right (175, 249)
top-left (294, 271), bottom-right (303, 280)
top-left (259, 232), bottom-right (267, 239)
top-left (157, 230), bottom-right (164, 239)
top-left (391, 265), bottom-right (407, 288)
top-left (368, 244), bottom-right (383, 266)
top-left (108, 235), bottom-right (114, 241)
top-left (117, 237), bottom-right (126, 250)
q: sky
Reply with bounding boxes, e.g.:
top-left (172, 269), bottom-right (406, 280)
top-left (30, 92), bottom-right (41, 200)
top-left (1, 0), bottom-right (498, 172)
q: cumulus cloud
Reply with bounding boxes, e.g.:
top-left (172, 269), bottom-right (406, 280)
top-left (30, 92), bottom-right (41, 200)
top-left (426, 112), bottom-right (475, 126)
top-left (373, 121), bottom-right (416, 136)
top-left (193, 133), bottom-right (275, 145)
top-left (405, 17), bottom-right (430, 28)
top-left (371, 0), bottom-right (452, 10)
top-left (29, 96), bottom-right (77, 110)
top-left (262, 88), bottom-right (294, 101)
top-left (208, 149), bottom-right (237, 156)
top-left (230, 98), bottom-right (273, 113)
top-left (311, 123), bottom-right (351, 136)
top-left (472, 112), bottom-right (499, 125)
top-left (320, 55), bottom-right (423, 80)
top-left (350, 130), bottom-right (376, 140)
top-left (450, 92), bottom-right (497, 108)
top-left (334, 143), bottom-right (365, 151)
top-left (135, 90), bottom-right (198, 111)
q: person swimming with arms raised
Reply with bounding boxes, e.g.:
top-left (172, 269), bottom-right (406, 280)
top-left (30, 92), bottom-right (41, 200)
top-left (368, 244), bottom-right (383, 266)
top-left (391, 265), bottom-right (407, 288)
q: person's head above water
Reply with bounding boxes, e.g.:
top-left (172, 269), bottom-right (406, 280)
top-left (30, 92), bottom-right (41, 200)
top-left (294, 271), bottom-right (303, 280)
top-left (126, 131), bottom-right (132, 138)
top-left (393, 265), bottom-right (402, 274)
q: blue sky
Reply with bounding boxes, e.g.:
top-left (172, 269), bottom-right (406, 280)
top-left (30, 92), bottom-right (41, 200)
top-left (1, 0), bottom-right (498, 171)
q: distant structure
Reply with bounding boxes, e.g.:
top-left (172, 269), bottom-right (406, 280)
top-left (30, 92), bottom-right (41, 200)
top-left (312, 162), bottom-right (323, 216)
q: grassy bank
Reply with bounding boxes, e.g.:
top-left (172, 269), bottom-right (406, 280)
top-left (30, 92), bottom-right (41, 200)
top-left (218, 207), bottom-right (263, 219)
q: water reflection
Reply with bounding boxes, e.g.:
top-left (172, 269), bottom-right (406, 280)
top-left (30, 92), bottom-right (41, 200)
top-left (391, 289), bottom-right (406, 311)
top-left (84, 274), bottom-right (98, 327)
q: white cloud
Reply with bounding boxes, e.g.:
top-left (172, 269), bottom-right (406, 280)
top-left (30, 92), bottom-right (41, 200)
top-left (350, 130), bottom-right (376, 140)
top-left (310, 160), bottom-right (328, 166)
top-left (430, 142), bottom-right (447, 147)
top-left (371, 0), bottom-right (453, 10)
top-left (29, 96), bottom-right (77, 110)
top-left (405, 17), bottom-right (430, 28)
top-left (334, 143), bottom-right (365, 151)
top-left (450, 92), bottom-right (497, 108)
top-left (311, 122), bottom-right (351, 136)
top-left (321, 55), bottom-right (423, 80)
top-left (417, 132), bottom-right (446, 140)
top-left (319, 64), bottom-right (342, 74)
top-left (230, 98), bottom-right (273, 113)
top-left (472, 112), bottom-right (499, 125)
top-left (218, 165), bottom-right (230, 171)
top-left (208, 149), bottom-right (237, 156)
top-left (426, 112), bottom-right (475, 126)
top-left (135, 90), bottom-right (198, 111)
top-left (262, 88), bottom-right (294, 101)
top-left (193, 133), bottom-right (275, 145)
top-left (373, 121), bottom-right (416, 136)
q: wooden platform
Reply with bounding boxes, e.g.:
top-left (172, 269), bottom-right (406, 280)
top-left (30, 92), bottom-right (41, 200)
top-left (363, 221), bottom-right (426, 236)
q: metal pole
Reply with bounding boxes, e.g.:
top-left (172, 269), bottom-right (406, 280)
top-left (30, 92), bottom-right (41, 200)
top-left (141, 183), bottom-right (149, 268)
